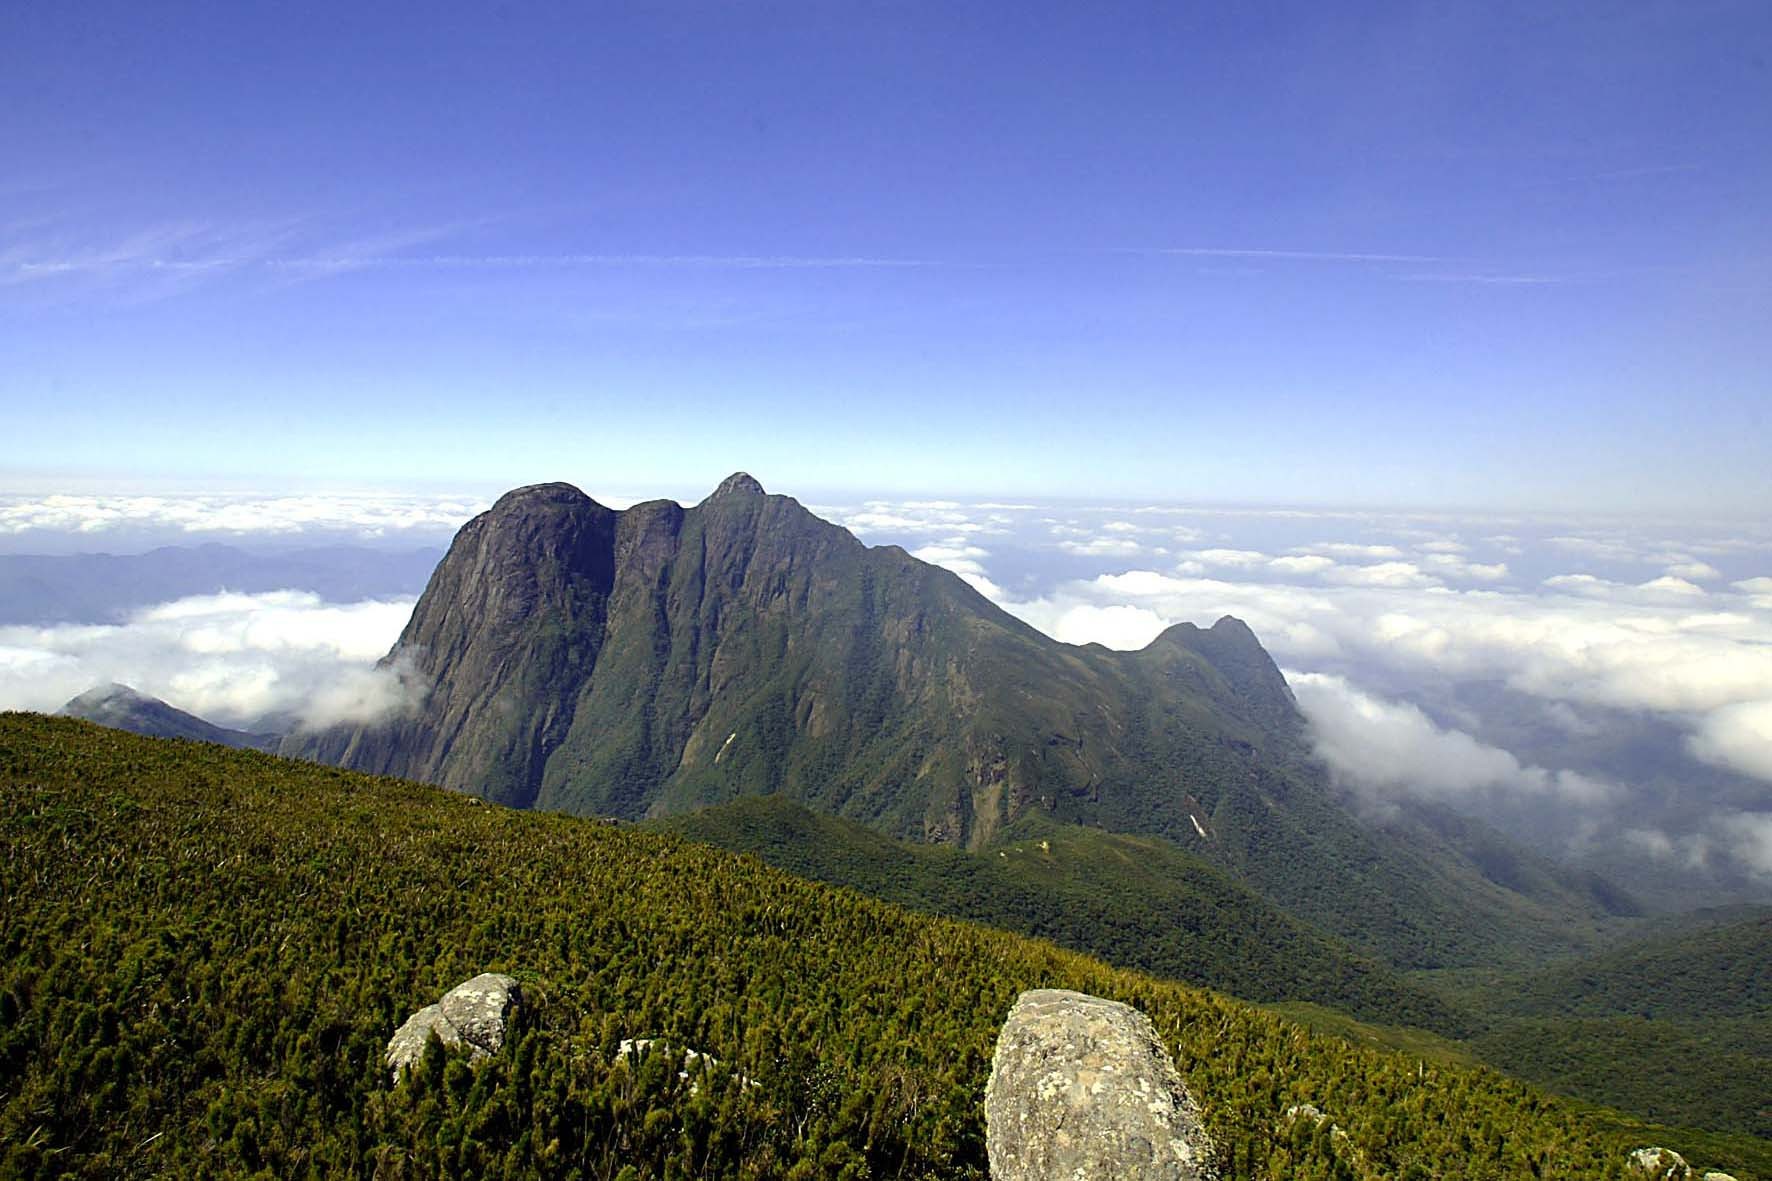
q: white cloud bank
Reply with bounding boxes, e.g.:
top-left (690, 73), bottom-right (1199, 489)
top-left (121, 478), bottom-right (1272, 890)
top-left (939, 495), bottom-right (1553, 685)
top-left (0, 493), bottom-right (490, 538)
top-left (1289, 671), bottom-right (1614, 811)
top-left (0, 590), bottom-right (420, 729)
top-left (1001, 566), bottom-right (1772, 785)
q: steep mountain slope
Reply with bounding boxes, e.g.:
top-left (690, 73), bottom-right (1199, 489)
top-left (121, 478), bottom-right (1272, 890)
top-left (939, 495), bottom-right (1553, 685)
top-left (287, 475), bottom-right (1628, 969)
top-left (58, 683), bottom-right (281, 751)
top-left (7, 715), bottom-right (1763, 1180)
top-left (655, 795), bottom-right (1467, 1032)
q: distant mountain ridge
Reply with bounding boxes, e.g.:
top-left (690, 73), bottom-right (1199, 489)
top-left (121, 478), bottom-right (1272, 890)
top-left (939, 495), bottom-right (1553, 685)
top-left (287, 474), bottom-right (1632, 969)
top-left (59, 683), bottom-right (282, 752)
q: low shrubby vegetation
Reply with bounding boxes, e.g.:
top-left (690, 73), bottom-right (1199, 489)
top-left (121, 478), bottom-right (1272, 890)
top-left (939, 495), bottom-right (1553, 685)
top-left (2, 715), bottom-right (1763, 1179)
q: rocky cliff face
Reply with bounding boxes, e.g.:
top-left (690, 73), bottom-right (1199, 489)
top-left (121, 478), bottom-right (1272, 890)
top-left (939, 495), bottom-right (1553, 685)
top-left (286, 474), bottom-right (1302, 847)
top-left (284, 474), bottom-right (1627, 969)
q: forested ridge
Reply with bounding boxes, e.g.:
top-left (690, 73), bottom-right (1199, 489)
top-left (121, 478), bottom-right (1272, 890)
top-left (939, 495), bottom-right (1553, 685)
top-left (2, 715), bottom-right (1763, 1179)
top-left (1432, 915), bottom-right (1772, 1138)
top-left (653, 795), bottom-right (1466, 1033)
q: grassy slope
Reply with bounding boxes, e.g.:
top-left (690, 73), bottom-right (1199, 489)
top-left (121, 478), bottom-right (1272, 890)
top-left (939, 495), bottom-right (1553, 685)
top-left (652, 795), bottom-right (1468, 1034)
top-left (4, 715), bottom-right (1762, 1179)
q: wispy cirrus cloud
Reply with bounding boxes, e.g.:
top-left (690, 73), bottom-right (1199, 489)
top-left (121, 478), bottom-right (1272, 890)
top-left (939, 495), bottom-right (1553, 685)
top-left (1142, 246), bottom-right (1451, 264)
top-left (2, 212), bottom-right (944, 302)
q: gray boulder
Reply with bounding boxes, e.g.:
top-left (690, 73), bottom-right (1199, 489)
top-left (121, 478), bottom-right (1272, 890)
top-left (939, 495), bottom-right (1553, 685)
top-left (1628, 1148), bottom-right (1693, 1180)
top-left (440, 972), bottom-right (522, 1054)
top-left (386, 973), bottom-right (523, 1081)
top-left (386, 1003), bottom-right (461, 1079)
top-left (985, 988), bottom-right (1215, 1181)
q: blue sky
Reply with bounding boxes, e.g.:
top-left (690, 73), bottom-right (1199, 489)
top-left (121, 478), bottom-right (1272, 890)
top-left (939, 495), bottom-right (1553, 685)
top-left (3, 1), bottom-right (1769, 510)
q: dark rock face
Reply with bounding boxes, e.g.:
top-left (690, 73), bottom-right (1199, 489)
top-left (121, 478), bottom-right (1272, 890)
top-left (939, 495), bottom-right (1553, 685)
top-left (284, 475), bottom-right (1300, 847)
top-left (985, 989), bottom-right (1215, 1180)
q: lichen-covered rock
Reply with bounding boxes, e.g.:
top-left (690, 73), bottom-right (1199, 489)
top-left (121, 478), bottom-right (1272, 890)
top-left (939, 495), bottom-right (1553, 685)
top-left (386, 973), bottom-right (523, 1082)
top-left (386, 1004), bottom-right (461, 1080)
top-left (439, 972), bottom-right (521, 1055)
top-left (985, 988), bottom-right (1215, 1181)
top-left (1628, 1147), bottom-right (1692, 1179)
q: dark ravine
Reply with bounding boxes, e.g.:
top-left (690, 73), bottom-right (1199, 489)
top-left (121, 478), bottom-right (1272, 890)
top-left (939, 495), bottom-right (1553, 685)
top-left (287, 473), bottom-right (1632, 970)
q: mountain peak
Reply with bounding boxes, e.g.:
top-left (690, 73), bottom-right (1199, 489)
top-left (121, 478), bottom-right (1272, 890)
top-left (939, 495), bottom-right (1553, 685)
top-left (487, 482), bottom-right (601, 514)
top-left (709, 472), bottom-right (766, 500)
top-left (65, 682), bottom-right (149, 709)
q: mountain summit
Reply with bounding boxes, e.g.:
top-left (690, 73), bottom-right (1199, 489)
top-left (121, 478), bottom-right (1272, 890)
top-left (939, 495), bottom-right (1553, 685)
top-left (287, 474), bottom-right (1626, 967)
top-left (286, 474), bottom-right (1293, 847)
top-left (60, 683), bottom-right (281, 752)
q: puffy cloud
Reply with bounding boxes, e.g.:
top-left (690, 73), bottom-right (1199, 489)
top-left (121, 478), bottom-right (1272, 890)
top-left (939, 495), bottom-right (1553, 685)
top-left (1058, 536), bottom-right (1146, 557)
top-left (1625, 812), bottom-right (1772, 879)
top-left (1665, 560), bottom-right (1723, 581)
top-left (0, 590), bottom-right (419, 729)
top-left (910, 541), bottom-right (1007, 602)
top-left (1545, 573), bottom-right (1709, 602)
top-left (1268, 554), bottom-right (1336, 575)
top-left (1289, 672), bottom-right (1616, 810)
top-left (830, 500), bottom-right (1007, 537)
top-left (1321, 561), bottom-right (1441, 588)
top-left (1689, 700), bottom-right (1772, 781)
top-left (1548, 534), bottom-right (1640, 562)
top-left (1725, 812), bottom-right (1772, 876)
top-left (1421, 553), bottom-right (1509, 582)
top-left (1304, 542), bottom-right (1406, 560)
top-left (1186, 548), bottom-right (1270, 568)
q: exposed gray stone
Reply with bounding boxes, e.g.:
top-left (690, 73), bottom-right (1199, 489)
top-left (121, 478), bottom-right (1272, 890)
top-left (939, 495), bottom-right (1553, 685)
top-left (1628, 1147), bottom-right (1693, 1179)
top-left (386, 973), bottom-right (523, 1082)
top-left (985, 988), bottom-right (1215, 1181)
top-left (439, 972), bottom-right (522, 1055)
top-left (385, 1004), bottom-right (460, 1081)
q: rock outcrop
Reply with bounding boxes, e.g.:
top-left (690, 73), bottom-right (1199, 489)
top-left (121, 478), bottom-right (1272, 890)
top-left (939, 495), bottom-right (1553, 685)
top-left (386, 973), bottom-right (523, 1081)
top-left (985, 988), bottom-right (1214, 1180)
top-left (1628, 1148), bottom-right (1693, 1179)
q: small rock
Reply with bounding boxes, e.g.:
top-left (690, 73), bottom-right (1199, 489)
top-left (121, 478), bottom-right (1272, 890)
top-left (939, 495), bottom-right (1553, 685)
top-left (1628, 1147), bottom-right (1692, 1180)
top-left (1701, 1172), bottom-right (1738, 1181)
top-left (985, 988), bottom-right (1215, 1181)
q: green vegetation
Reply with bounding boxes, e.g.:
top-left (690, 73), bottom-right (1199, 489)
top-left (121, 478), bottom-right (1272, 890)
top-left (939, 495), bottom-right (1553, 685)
top-left (655, 795), bottom-right (1467, 1034)
top-left (1421, 914), bottom-right (1772, 1138)
top-left (1470, 1017), bottom-right (1771, 1139)
top-left (4, 716), bottom-right (1757, 1179)
top-left (662, 797), bottom-right (1772, 1144)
